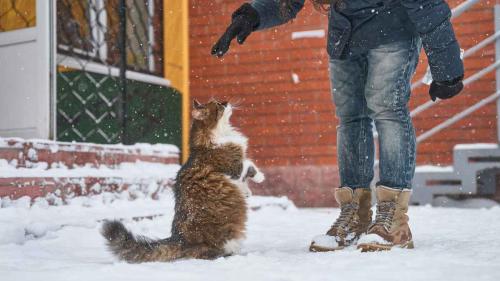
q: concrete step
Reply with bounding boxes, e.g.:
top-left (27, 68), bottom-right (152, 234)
top-left (0, 138), bottom-right (179, 169)
top-left (0, 137), bottom-right (180, 204)
top-left (0, 176), bottom-right (174, 202)
top-left (453, 144), bottom-right (500, 192)
top-left (413, 143), bottom-right (500, 205)
top-left (412, 166), bottom-right (462, 205)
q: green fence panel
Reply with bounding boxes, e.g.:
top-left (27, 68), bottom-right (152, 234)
top-left (57, 70), bottom-right (182, 149)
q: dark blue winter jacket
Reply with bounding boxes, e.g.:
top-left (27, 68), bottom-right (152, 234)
top-left (250, 0), bottom-right (464, 82)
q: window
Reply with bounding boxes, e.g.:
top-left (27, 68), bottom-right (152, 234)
top-left (57, 0), bottom-right (162, 75)
top-left (57, 0), bottom-right (107, 60)
top-left (0, 0), bottom-right (36, 32)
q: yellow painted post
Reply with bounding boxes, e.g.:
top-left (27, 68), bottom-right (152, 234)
top-left (164, 0), bottom-right (190, 163)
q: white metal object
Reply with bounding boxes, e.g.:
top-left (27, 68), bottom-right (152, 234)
top-left (495, 5), bottom-right (500, 142)
top-left (50, 0), bottom-right (57, 139)
top-left (417, 90), bottom-right (500, 143)
top-left (291, 29), bottom-right (325, 40)
top-left (450, 0), bottom-right (482, 19)
top-left (411, 59), bottom-right (500, 118)
top-left (463, 31), bottom-right (500, 58)
top-left (0, 0), bottom-right (55, 139)
top-left (57, 55), bottom-right (170, 87)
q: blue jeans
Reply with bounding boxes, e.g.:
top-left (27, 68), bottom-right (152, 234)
top-left (329, 38), bottom-right (421, 190)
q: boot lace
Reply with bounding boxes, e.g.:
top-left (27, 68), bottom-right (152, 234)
top-left (373, 201), bottom-right (396, 231)
top-left (331, 203), bottom-right (358, 231)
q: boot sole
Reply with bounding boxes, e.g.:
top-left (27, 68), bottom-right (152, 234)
top-left (309, 243), bottom-right (345, 252)
top-left (357, 240), bottom-right (414, 252)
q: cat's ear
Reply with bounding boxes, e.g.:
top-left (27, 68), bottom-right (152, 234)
top-left (193, 99), bottom-right (202, 109)
top-left (191, 108), bottom-right (206, 120)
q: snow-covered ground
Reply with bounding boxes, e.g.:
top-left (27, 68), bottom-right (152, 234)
top-left (1, 192), bottom-right (499, 281)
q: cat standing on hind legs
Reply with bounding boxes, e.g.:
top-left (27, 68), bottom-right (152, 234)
top-left (101, 99), bottom-right (264, 262)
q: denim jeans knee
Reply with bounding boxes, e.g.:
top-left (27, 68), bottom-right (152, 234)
top-left (329, 37), bottom-right (421, 189)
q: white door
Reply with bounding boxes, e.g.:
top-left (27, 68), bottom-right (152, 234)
top-left (0, 0), bottom-right (54, 139)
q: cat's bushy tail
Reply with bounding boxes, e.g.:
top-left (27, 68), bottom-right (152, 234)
top-left (101, 220), bottom-right (183, 263)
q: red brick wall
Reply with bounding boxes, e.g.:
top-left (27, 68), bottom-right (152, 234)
top-left (412, 0), bottom-right (498, 165)
top-left (189, 0), bottom-right (499, 206)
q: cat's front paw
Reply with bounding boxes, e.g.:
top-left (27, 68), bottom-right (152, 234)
top-left (241, 159), bottom-right (265, 184)
top-left (251, 171), bottom-right (265, 183)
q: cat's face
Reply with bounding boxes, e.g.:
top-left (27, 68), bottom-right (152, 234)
top-left (191, 99), bottom-right (231, 129)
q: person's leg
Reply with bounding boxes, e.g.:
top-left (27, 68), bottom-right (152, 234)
top-left (357, 37), bottom-right (421, 251)
top-left (364, 38), bottom-right (421, 189)
top-left (309, 55), bottom-right (373, 252)
top-left (330, 56), bottom-right (374, 189)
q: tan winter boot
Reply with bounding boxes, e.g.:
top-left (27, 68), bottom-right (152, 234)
top-left (309, 187), bottom-right (372, 252)
top-left (357, 186), bottom-right (414, 252)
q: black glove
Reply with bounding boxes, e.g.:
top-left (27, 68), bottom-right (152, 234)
top-left (211, 3), bottom-right (260, 57)
top-left (429, 75), bottom-right (464, 102)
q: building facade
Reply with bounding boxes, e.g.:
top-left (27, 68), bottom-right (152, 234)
top-left (188, 0), bottom-right (500, 206)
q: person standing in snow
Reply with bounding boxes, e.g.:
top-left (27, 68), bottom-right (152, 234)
top-left (212, 0), bottom-right (464, 251)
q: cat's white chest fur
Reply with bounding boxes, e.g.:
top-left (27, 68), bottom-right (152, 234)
top-left (212, 105), bottom-right (248, 151)
top-left (213, 126), bottom-right (248, 151)
top-left (213, 104), bottom-right (265, 198)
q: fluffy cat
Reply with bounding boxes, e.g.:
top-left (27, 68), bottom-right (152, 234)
top-left (101, 99), bottom-right (264, 262)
